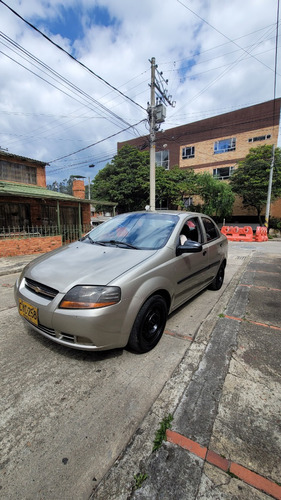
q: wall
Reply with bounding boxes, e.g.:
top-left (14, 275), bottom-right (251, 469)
top-left (0, 235), bottom-right (62, 257)
top-left (118, 99), bottom-right (281, 170)
top-left (179, 126), bottom-right (279, 172)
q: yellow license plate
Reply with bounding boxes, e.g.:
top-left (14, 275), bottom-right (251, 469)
top-left (19, 299), bottom-right (38, 326)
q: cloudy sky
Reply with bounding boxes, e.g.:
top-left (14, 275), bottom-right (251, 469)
top-left (0, 0), bottom-right (280, 185)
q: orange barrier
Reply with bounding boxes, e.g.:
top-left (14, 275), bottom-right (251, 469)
top-left (221, 225), bottom-right (268, 242)
top-left (255, 226), bottom-right (268, 242)
top-left (221, 226), bottom-right (254, 242)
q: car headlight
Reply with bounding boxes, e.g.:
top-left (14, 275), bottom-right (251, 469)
top-left (59, 285), bottom-right (121, 309)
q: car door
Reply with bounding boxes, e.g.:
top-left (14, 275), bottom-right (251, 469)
top-left (172, 216), bottom-right (210, 309)
top-left (200, 216), bottom-right (223, 283)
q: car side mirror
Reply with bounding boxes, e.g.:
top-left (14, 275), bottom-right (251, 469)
top-left (176, 240), bottom-right (203, 256)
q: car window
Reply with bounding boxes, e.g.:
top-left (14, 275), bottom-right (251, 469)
top-left (202, 217), bottom-right (219, 242)
top-left (85, 213), bottom-right (179, 250)
top-left (179, 217), bottom-right (202, 244)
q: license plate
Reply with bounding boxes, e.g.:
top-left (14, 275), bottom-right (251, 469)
top-left (19, 299), bottom-right (38, 326)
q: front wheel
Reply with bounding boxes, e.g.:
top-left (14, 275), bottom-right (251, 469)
top-left (208, 262), bottom-right (225, 291)
top-left (127, 295), bottom-right (168, 353)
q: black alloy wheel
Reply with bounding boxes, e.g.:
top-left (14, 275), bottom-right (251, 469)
top-left (127, 295), bottom-right (168, 353)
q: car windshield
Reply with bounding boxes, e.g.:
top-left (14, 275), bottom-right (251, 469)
top-left (84, 213), bottom-right (179, 250)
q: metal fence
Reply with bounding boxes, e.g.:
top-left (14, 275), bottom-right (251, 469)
top-left (0, 224), bottom-right (92, 244)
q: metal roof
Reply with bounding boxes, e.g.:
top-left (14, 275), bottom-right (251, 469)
top-left (0, 150), bottom-right (48, 166)
top-left (0, 181), bottom-right (90, 202)
top-left (0, 181), bottom-right (117, 206)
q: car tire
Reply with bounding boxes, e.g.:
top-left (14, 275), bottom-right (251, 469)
top-left (127, 295), bottom-right (168, 353)
top-left (208, 262), bottom-right (225, 291)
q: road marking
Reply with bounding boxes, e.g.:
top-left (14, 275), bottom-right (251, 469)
top-left (164, 329), bottom-right (193, 341)
top-left (224, 315), bottom-right (281, 332)
top-left (239, 284), bottom-right (281, 292)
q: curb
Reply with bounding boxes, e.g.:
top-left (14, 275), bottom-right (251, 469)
top-left (167, 430), bottom-right (281, 500)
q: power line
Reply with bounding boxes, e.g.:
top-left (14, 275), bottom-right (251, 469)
top-left (0, 0), bottom-right (146, 113)
top-left (48, 119), bottom-right (147, 163)
top-left (0, 31), bottom-right (138, 132)
top-left (170, 22), bottom-right (280, 120)
top-left (177, 0), bottom-right (278, 75)
top-left (159, 23), bottom-right (276, 65)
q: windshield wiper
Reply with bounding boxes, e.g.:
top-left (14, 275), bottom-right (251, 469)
top-left (103, 240), bottom-right (137, 249)
top-left (93, 240), bottom-right (107, 246)
top-left (82, 235), bottom-right (107, 246)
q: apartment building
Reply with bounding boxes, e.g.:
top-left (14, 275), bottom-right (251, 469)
top-left (118, 99), bottom-right (281, 218)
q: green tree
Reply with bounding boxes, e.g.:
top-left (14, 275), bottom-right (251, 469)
top-left (157, 166), bottom-right (197, 210)
top-left (194, 172), bottom-right (235, 220)
top-left (92, 147), bottom-right (198, 212)
top-left (47, 175), bottom-right (80, 195)
top-left (91, 145), bottom-right (150, 212)
top-left (91, 145), bottom-right (234, 217)
top-left (230, 145), bottom-right (281, 224)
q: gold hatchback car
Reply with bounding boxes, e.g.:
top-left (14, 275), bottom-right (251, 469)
top-left (15, 211), bottom-right (228, 353)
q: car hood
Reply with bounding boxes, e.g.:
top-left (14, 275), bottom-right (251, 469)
top-left (24, 241), bottom-right (156, 292)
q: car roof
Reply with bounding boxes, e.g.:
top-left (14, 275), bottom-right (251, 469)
top-left (120, 210), bottom-right (206, 219)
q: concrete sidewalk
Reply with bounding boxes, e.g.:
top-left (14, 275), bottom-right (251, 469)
top-left (92, 247), bottom-right (281, 499)
top-left (0, 253), bottom-right (43, 276)
top-left (1, 245), bottom-right (280, 499)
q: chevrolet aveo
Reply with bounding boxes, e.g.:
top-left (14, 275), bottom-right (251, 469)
top-left (15, 211), bottom-right (228, 353)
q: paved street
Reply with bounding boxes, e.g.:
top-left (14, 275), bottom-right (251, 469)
top-left (1, 241), bottom-right (280, 499)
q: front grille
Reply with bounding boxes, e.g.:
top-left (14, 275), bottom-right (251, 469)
top-left (25, 278), bottom-right (58, 300)
top-left (37, 323), bottom-right (56, 337)
top-left (38, 323), bottom-right (75, 343)
top-left (34, 323), bottom-right (94, 347)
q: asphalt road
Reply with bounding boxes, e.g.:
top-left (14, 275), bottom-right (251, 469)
top-left (1, 241), bottom-right (279, 500)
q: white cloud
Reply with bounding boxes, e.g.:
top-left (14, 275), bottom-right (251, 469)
top-left (0, 0), bottom-right (279, 185)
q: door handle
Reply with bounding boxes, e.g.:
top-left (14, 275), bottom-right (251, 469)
top-left (203, 250), bottom-right (207, 256)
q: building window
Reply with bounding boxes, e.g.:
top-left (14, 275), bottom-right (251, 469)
top-left (213, 166), bottom-right (235, 180)
top-left (156, 150), bottom-right (169, 170)
top-left (182, 146), bottom-right (195, 159)
top-left (0, 161), bottom-right (37, 184)
top-left (248, 134), bottom-right (271, 143)
top-left (0, 202), bottom-right (31, 229)
top-left (214, 138), bottom-right (236, 154)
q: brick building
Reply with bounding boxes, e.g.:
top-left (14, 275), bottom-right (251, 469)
top-left (0, 151), bottom-right (93, 230)
top-left (118, 99), bottom-right (281, 219)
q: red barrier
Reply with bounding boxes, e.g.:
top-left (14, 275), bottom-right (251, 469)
top-left (221, 225), bottom-right (268, 242)
top-left (221, 226), bottom-right (254, 242)
top-left (255, 226), bottom-right (268, 242)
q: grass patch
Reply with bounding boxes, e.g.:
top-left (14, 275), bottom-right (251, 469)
top-left (134, 472), bottom-right (148, 489)
top-left (152, 414), bottom-right (173, 452)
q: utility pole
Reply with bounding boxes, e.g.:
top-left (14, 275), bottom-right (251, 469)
top-left (265, 0), bottom-right (279, 228)
top-left (149, 58), bottom-right (156, 211)
top-left (264, 144), bottom-right (275, 228)
top-left (147, 57), bottom-right (175, 211)
top-left (88, 177), bottom-right (91, 200)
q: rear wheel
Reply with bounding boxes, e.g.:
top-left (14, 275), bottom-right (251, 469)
top-left (127, 295), bottom-right (168, 353)
top-left (208, 262), bottom-right (225, 291)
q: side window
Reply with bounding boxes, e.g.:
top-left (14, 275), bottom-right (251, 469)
top-left (202, 217), bottom-right (219, 242)
top-left (180, 217), bottom-right (202, 244)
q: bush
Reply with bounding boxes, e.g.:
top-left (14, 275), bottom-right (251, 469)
top-left (269, 217), bottom-right (281, 230)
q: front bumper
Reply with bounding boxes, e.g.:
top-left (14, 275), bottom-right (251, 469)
top-left (15, 277), bottom-right (131, 351)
